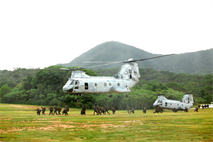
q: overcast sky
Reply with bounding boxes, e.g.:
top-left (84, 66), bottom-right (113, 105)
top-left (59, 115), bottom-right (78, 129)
top-left (0, 0), bottom-right (212, 71)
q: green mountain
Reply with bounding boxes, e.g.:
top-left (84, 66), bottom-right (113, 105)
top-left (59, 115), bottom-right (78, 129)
top-left (60, 41), bottom-right (213, 75)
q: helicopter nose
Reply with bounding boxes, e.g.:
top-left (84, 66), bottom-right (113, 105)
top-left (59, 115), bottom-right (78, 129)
top-left (153, 103), bottom-right (159, 107)
top-left (63, 86), bottom-right (69, 93)
top-left (63, 85), bottom-right (73, 93)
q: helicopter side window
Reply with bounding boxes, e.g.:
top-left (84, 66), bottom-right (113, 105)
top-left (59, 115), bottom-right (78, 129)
top-left (109, 83), bottom-right (111, 86)
top-left (74, 80), bottom-right (79, 89)
top-left (95, 83), bottom-right (98, 86)
top-left (117, 83), bottom-right (120, 86)
top-left (165, 102), bottom-right (167, 106)
top-left (85, 83), bottom-right (88, 90)
top-left (104, 83), bottom-right (107, 86)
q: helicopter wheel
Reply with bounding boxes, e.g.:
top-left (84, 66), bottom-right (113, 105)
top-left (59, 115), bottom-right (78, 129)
top-left (126, 94), bottom-right (129, 98)
top-left (109, 94), bottom-right (113, 98)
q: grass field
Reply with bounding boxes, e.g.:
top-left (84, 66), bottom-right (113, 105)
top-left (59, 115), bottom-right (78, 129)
top-left (0, 103), bottom-right (212, 142)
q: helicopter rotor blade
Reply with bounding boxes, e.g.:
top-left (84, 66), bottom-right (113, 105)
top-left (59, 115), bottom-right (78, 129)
top-left (85, 60), bottom-right (125, 69)
top-left (127, 54), bottom-right (175, 63)
top-left (83, 61), bottom-right (124, 64)
top-left (83, 54), bottom-right (175, 68)
top-left (32, 54), bottom-right (175, 71)
top-left (32, 67), bottom-right (86, 71)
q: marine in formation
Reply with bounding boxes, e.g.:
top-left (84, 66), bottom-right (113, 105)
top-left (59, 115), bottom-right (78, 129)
top-left (81, 105), bottom-right (86, 115)
top-left (154, 105), bottom-right (163, 113)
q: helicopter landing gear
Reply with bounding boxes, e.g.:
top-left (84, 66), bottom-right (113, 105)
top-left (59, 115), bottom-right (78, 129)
top-left (126, 94), bottom-right (129, 98)
top-left (109, 94), bottom-right (113, 98)
top-left (78, 94), bottom-right (82, 96)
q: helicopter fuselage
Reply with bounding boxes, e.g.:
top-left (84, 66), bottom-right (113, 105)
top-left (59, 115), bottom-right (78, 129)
top-left (63, 77), bottom-right (132, 94)
top-left (63, 63), bottom-right (140, 94)
top-left (153, 94), bottom-right (194, 110)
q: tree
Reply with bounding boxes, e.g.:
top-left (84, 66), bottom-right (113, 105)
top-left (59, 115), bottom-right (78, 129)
top-left (0, 84), bottom-right (11, 102)
top-left (22, 76), bottom-right (33, 90)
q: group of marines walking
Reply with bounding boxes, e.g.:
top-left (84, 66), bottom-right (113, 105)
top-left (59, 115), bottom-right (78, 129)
top-left (36, 105), bottom-right (69, 115)
top-left (36, 103), bottom-right (208, 115)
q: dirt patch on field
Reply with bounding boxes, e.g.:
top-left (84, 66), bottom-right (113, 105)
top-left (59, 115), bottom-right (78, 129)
top-left (31, 121), bottom-right (62, 123)
top-left (0, 122), bottom-right (125, 133)
top-left (120, 120), bottom-right (141, 123)
top-left (81, 124), bottom-right (124, 128)
top-left (9, 105), bottom-right (37, 109)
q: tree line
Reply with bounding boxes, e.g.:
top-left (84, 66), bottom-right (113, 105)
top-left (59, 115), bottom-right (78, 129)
top-left (0, 66), bottom-right (212, 110)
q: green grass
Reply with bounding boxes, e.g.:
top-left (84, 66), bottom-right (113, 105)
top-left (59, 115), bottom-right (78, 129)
top-left (0, 103), bottom-right (212, 142)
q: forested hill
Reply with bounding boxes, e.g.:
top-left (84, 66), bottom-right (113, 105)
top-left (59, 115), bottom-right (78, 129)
top-left (60, 41), bottom-right (213, 75)
top-left (0, 66), bottom-right (212, 109)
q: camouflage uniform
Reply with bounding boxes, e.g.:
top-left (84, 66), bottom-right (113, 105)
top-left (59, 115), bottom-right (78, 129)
top-left (93, 106), bottom-right (98, 115)
top-left (41, 107), bottom-right (46, 115)
top-left (53, 105), bottom-right (58, 115)
top-left (173, 107), bottom-right (177, 113)
top-left (100, 107), bottom-right (106, 115)
top-left (129, 108), bottom-right (134, 114)
top-left (36, 108), bottom-right (41, 115)
top-left (62, 106), bottom-right (69, 115)
top-left (49, 106), bottom-right (53, 115)
top-left (202, 105), bottom-right (204, 109)
top-left (198, 104), bottom-right (200, 109)
top-left (112, 107), bottom-right (116, 114)
top-left (126, 105), bottom-right (130, 114)
top-left (57, 106), bottom-right (62, 115)
top-left (81, 106), bottom-right (86, 115)
top-left (207, 104), bottom-right (209, 109)
top-left (184, 107), bottom-right (188, 112)
top-left (154, 106), bottom-right (163, 113)
top-left (96, 105), bottom-right (101, 115)
top-left (194, 107), bottom-right (199, 112)
top-left (104, 106), bottom-right (110, 115)
top-left (143, 107), bottom-right (146, 114)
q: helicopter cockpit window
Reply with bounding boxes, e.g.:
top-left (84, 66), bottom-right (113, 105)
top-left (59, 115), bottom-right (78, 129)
top-left (70, 80), bottom-right (74, 85)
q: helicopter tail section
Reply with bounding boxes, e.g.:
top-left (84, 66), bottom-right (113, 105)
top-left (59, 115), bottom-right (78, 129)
top-left (118, 62), bottom-right (140, 88)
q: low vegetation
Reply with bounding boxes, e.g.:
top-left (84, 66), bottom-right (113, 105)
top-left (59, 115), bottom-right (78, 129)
top-left (0, 103), bottom-right (212, 141)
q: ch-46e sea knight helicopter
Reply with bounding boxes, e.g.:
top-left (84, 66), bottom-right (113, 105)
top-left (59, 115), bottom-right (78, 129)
top-left (62, 54), bottom-right (174, 97)
top-left (153, 93), bottom-right (194, 112)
